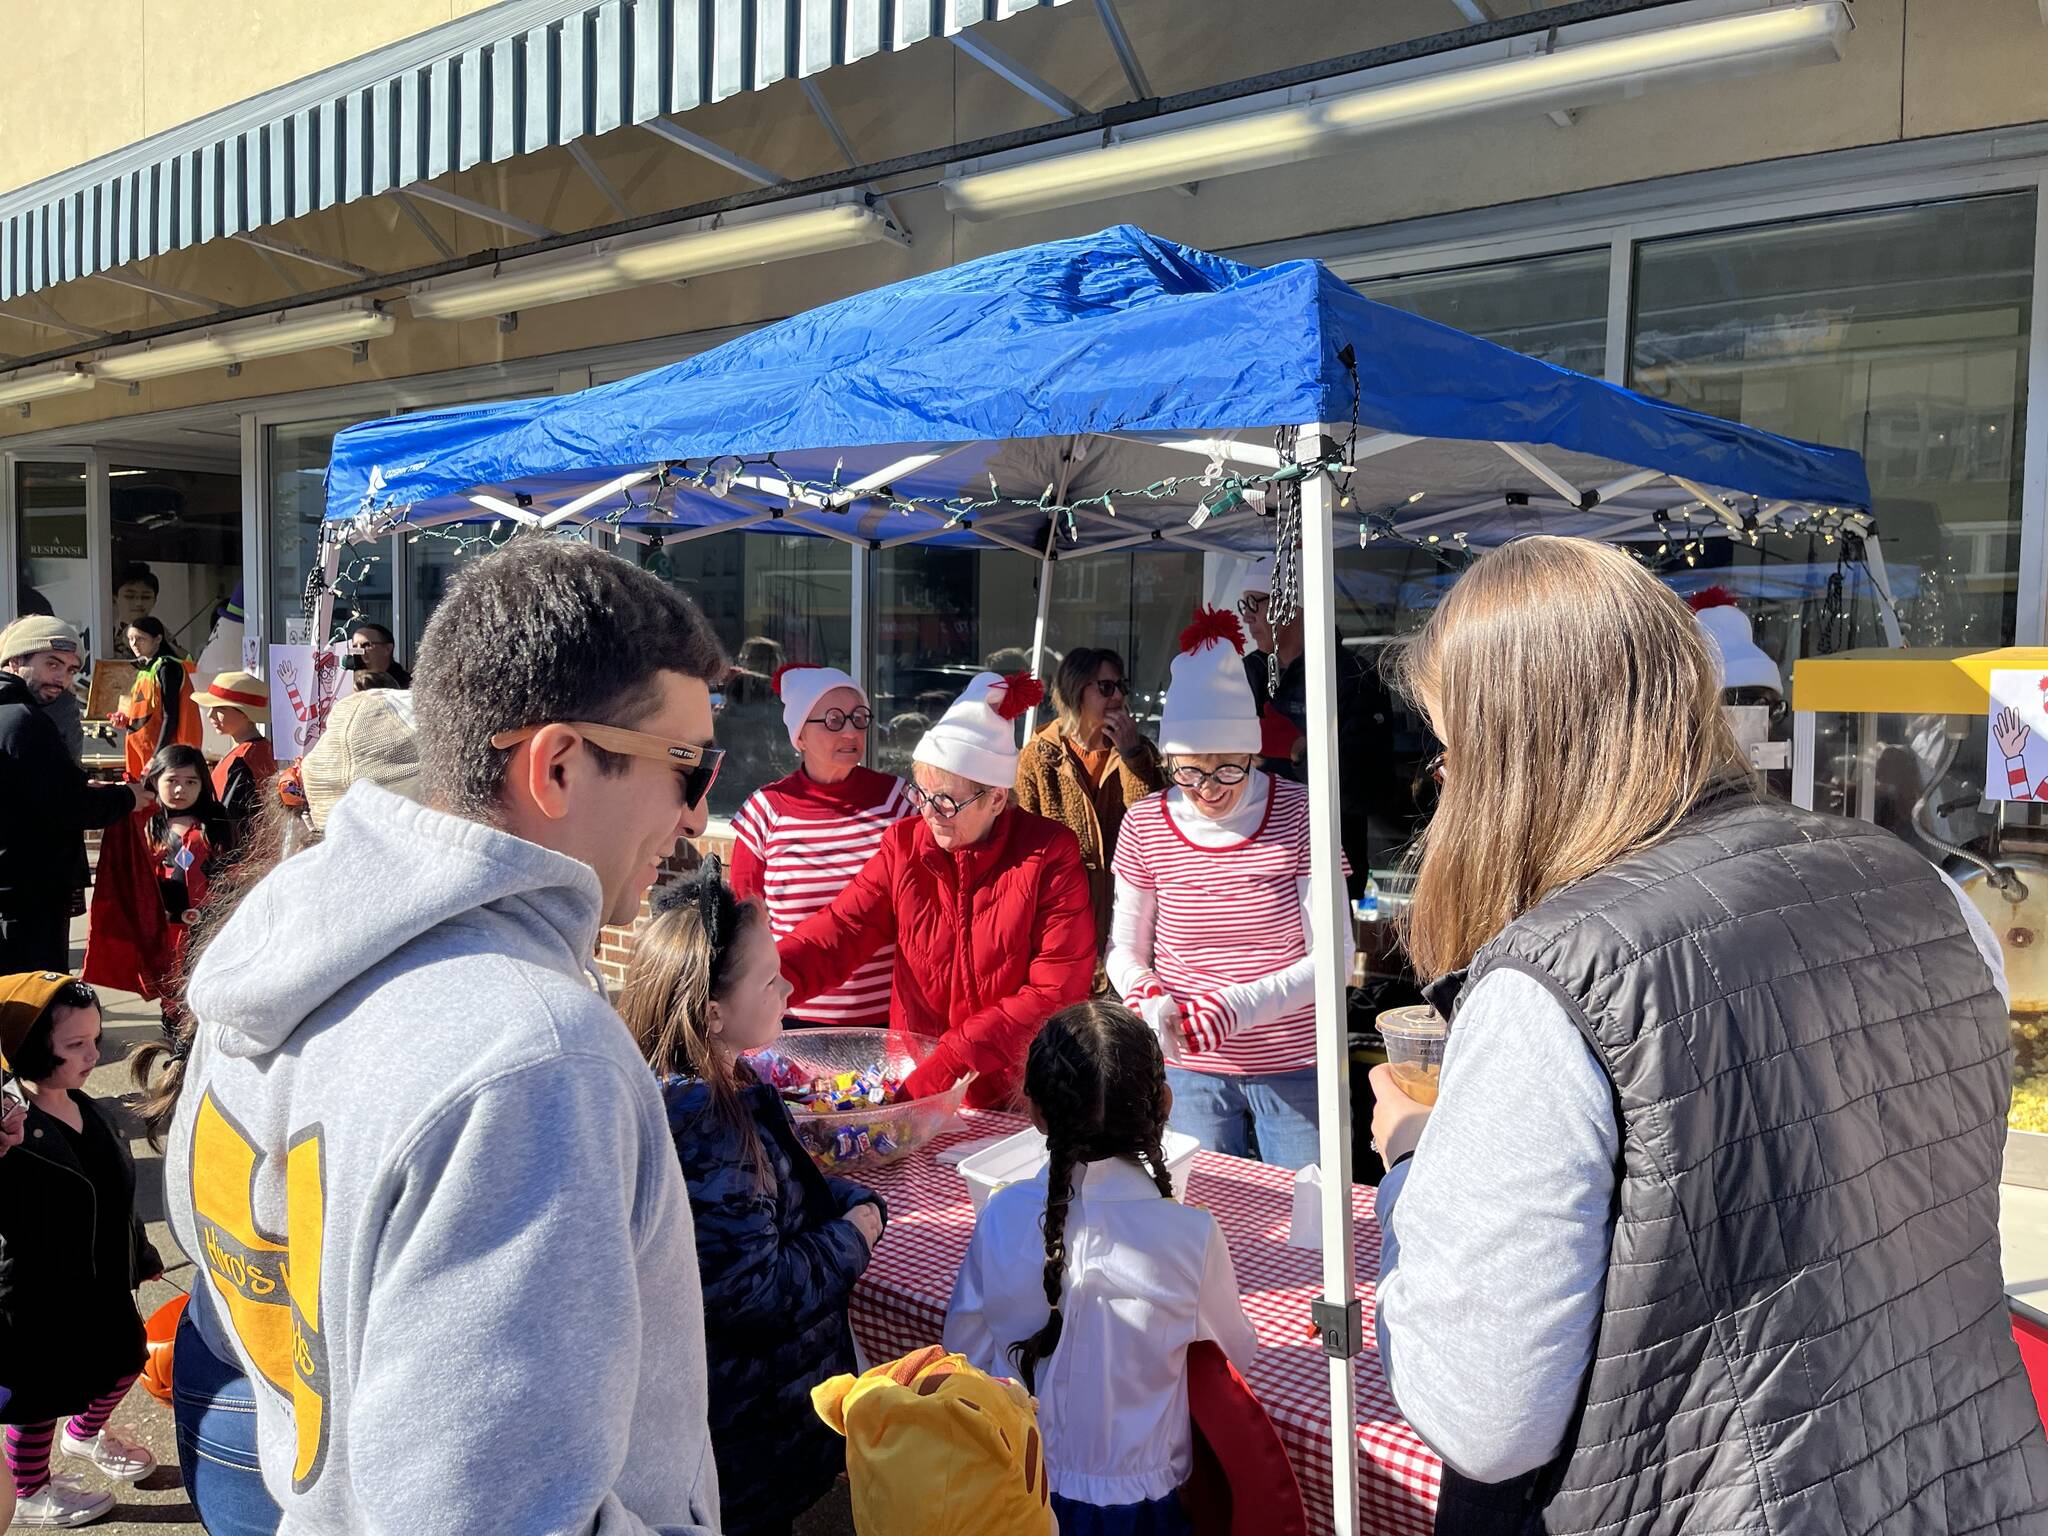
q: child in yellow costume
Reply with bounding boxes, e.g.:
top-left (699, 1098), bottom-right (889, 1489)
top-left (812, 1346), bottom-right (1057, 1536)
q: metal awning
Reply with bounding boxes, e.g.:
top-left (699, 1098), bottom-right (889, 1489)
top-left (0, 0), bottom-right (1070, 301)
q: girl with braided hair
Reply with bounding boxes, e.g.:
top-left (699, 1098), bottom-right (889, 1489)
top-left (945, 1001), bottom-right (1257, 1536)
top-left (620, 858), bottom-right (887, 1536)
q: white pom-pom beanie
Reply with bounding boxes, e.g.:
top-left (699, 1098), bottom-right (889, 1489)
top-left (1157, 609), bottom-right (1262, 755)
top-left (912, 671), bottom-right (1041, 787)
top-left (777, 665), bottom-right (867, 749)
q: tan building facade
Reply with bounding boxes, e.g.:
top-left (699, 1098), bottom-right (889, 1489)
top-left (4, 0), bottom-right (2048, 827)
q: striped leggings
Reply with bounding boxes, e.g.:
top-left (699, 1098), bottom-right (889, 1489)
top-left (5, 1372), bottom-right (140, 1498)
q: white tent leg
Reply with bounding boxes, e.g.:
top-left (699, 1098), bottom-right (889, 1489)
top-left (310, 528), bottom-right (341, 648)
top-left (1861, 531), bottom-right (1905, 648)
top-left (1297, 422), bottom-right (1360, 1536)
top-left (1792, 711), bottom-right (1817, 811)
top-left (1022, 520), bottom-right (1058, 738)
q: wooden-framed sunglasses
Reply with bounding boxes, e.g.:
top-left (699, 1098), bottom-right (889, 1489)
top-left (490, 721), bottom-right (724, 808)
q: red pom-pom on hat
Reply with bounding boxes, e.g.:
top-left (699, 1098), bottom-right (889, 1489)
top-left (771, 662), bottom-right (820, 698)
top-left (991, 671), bottom-right (1044, 722)
top-left (1685, 586), bottom-right (1739, 613)
top-left (1179, 606), bottom-right (1248, 657)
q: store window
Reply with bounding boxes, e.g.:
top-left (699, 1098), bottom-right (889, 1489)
top-left (269, 416), bottom-right (393, 647)
top-left (108, 465), bottom-right (240, 664)
top-left (1631, 192), bottom-right (2036, 653)
top-left (640, 529), bottom-right (854, 819)
top-left (1356, 248), bottom-right (1611, 376)
top-left (13, 460), bottom-right (91, 652)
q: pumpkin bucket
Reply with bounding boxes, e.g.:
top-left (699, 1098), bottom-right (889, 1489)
top-left (141, 1293), bottom-right (188, 1404)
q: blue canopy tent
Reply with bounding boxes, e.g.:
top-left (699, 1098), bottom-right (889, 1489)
top-left (320, 224), bottom-right (1876, 1536)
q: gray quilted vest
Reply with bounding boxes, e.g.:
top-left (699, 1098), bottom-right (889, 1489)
top-left (1461, 795), bottom-right (2048, 1534)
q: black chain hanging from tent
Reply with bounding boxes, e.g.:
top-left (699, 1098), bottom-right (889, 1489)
top-left (1268, 423), bottom-right (1304, 697)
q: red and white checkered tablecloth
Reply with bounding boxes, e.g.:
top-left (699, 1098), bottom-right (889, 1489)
top-left (850, 1111), bottom-right (1441, 1536)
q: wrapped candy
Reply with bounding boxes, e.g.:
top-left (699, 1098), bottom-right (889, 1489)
top-left (748, 1048), bottom-right (912, 1169)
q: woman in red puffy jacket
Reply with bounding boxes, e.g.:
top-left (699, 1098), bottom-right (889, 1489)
top-left (777, 671), bottom-right (1096, 1109)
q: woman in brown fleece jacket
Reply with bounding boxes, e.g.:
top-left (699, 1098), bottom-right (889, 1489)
top-left (1013, 646), bottom-right (1166, 962)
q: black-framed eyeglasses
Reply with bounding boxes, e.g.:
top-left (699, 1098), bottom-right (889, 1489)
top-left (1236, 592), bottom-right (1271, 620)
top-left (1093, 679), bottom-right (1130, 699)
top-left (908, 784), bottom-right (992, 821)
top-left (1168, 761), bottom-right (1251, 790)
top-left (806, 706), bottom-right (873, 733)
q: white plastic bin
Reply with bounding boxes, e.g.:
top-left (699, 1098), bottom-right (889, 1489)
top-left (956, 1126), bottom-right (1201, 1212)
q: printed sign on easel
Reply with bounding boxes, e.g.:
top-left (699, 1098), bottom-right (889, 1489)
top-left (1987, 669), bottom-right (2048, 801)
top-left (269, 644), bottom-right (349, 757)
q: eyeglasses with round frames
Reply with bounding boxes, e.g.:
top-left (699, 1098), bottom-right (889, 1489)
top-left (1168, 761), bottom-right (1252, 790)
top-left (907, 784), bottom-right (992, 821)
top-left (805, 706), bottom-right (873, 733)
top-left (489, 720), bottom-right (725, 809)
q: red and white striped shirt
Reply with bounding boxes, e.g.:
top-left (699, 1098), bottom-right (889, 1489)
top-left (730, 766), bottom-right (912, 1025)
top-left (1110, 776), bottom-right (1327, 1074)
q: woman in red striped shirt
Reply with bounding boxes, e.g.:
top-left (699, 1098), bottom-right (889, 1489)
top-left (1106, 609), bottom-right (1353, 1168)
top-left (730, 666), bottom-right (911, 1027)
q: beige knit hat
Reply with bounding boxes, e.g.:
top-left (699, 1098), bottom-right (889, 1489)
top-left (0, 614), bottom-right (81, 665)
top-left (300, 689), bottom-right (424, 832)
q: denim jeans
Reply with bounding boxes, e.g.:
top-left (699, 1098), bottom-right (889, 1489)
top-left (1165, 1066), bottom-right (1321, 1169)
top-left (172, 1311), bottom-right (282, 1536)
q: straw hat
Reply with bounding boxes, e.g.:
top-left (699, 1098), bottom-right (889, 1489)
top-left (191, 670), bottom-right (269, 722)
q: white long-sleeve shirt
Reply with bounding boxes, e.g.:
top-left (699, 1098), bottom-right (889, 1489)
top-left (943, 1156), bottom-right (1260, 1506)
top-left (1374, 869), bottom-right (2009, 1484)
top-left (1106, 773), bottom-right (1356, 1070)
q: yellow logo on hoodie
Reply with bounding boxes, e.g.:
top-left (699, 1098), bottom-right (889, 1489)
top-left (190, 1090), bottom-right (332, 1492)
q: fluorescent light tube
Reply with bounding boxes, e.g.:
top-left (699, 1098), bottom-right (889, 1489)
top-left (0, 364), bottom-right (96, 407)
top-left (410, 202), bottom-right (902, 323)
top-left (95, 302), bottom-right (393, 382)
top-left (946, 2), bottom-right (1851, 220)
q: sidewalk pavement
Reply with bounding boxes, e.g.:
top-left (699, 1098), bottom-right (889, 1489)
top-left (35, 913), bottom-right (854, 1536)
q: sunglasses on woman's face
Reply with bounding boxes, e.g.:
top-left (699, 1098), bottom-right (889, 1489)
top-left (490, 721), bottom-right (725, 809)
top-left (1094, 679), bottom-right (1130, 699)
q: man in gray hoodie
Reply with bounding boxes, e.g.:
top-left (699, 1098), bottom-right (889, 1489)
top-left (164, 540), bottom-right (728, 1534)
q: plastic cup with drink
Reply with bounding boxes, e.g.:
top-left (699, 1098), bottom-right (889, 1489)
top-left (1376, 1005), bottom-right (1447, 1106)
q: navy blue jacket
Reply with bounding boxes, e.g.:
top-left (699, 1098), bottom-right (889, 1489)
top-left (662, 1070), bottom-right (883, 1535)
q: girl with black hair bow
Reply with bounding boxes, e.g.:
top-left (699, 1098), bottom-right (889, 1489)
top-left (617, 859), bottom-right (887, 1536)
top-left (944, 1001), bottom-right (1257, 1536)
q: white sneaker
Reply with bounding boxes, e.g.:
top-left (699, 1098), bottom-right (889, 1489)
top-left (9, 1476), bottom-right (115, 1526)
top-left (57, 1425), bottom-right (156, 1482)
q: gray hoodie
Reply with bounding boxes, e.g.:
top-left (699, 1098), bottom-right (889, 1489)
top-left (164, 780), bottom-right (718, 1535)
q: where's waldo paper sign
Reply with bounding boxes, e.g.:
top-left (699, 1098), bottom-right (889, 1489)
top-left (269, 643), bottom-right (350, 757)
top-left (1987, 669), bottom-right (2048, 801)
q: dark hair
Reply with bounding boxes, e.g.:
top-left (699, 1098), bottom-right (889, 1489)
top-left (113, 562), bottom-right (160, 597)
top-left (126, 614), bottom-right (180, 659)
top-left (1009, 1001), bottom-right (1174, 1393)
top-left (411, 538), bottom-right (726, 818)
top-left (144, 743), bottom-right (230, 851)
top-left (352, 670), bottom-right (401, 692)
top-left (348, 620), bottom-right (395, 646)
top-left (617, 859), bottom-right (772, 1187)
top-left (1053, 647), bottom-right (1125, 721)
top-left (12, 980), bottom-right (102, 1082)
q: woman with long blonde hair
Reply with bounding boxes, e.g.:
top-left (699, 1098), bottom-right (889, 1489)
top-left (1367, 537), bottom-right (2043, 1533)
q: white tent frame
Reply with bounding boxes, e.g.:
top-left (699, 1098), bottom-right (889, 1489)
top-left (315, 422), bottom-right (1893, 1536)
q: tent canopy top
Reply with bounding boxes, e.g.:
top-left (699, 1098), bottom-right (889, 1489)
top-left (322, 225), bottom-right (1873, 560)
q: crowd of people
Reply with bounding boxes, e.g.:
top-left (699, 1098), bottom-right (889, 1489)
top-left (0, 532), bottom-right (2042, 1534)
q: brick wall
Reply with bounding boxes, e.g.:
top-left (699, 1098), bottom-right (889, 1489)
top-left (592, 828), bottom-right (737, 991)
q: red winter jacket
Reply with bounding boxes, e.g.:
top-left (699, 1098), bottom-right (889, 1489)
top-left (777, 807), bottom-right (1096, 1109)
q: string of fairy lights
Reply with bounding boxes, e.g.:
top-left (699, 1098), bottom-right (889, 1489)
top-left (307, 352), bottom-right (1886, 644)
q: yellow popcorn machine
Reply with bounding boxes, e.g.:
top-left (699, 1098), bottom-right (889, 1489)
top-left (1791, 646), bottom-right (2048, 1184)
